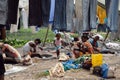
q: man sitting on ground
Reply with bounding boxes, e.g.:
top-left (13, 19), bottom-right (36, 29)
top-left (0, 43), bottom-right (22, 64)
top-left (22, 38), bottom-right (42, 65)
top-left (89, 36), bottom-right (115, 54)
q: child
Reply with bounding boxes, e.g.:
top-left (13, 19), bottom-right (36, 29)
top-left (54, 33), bottom-right (63, 58)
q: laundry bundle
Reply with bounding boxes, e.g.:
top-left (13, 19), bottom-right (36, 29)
top-left (49, 63), bottom-right (65, 77)
top-left (106, 42), bottom-right (120, 50)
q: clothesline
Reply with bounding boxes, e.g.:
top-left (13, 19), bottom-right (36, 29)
top-left (0, 0), bottom-right (119, 32)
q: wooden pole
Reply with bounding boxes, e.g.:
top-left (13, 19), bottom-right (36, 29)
top-left (43, 24), bottom-right (52, 47)
top-left (104, 31), bottom-right (110, 42)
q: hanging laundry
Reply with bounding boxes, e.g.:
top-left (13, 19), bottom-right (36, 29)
top-left (53, 0), bottom-right (67, 31)
top-left (19, 0), bottom-right (28, 8)
top-left (82, 0), bottom-right (97, 31)
top-left (0, 25), bottom-right (6, 40)
top-left (48, 0), bottom-right (55, 30)
top-left (66, 0), bottom-right (74, 32)
top-left (7, 0), bottom-right (19, 24)
top-left (41, 0), bottom-right (51, 26)
top-left (29, 0), bottom-right (43, 26)
top-left (19, 0), bottom-right (29, 29)
top-left (97, 5), bottom-right (106, 24)
top-left (21, 8), bottom-right (28, 29)
top-left (0, 0), bottom-right (8, 25)
top-left (10, 9), bottom-right (19, 33)
top-left (105, 0), bottom-right (111, 17)
top-left (74, 0), bottom-right (83, 32)
top-left (49, 0), bottom-right (55, 24)
top-left (106, 0), bottom-right (119, 32)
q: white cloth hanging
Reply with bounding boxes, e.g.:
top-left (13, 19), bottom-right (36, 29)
top-left (21, 8), bottom-right (28, 29)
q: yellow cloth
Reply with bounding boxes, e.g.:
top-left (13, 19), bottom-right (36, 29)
top-left (97, 5), bottom-right (106, 24)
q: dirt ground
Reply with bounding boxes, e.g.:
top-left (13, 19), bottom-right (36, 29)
top-left (4, 45), bottom-right (120, 80)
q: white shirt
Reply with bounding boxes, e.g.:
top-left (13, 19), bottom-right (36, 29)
top-left (22, 41), bottom-right (35, 56)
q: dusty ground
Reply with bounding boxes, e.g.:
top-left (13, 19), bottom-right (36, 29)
top-left (4, 44), bottom-right (120, 80)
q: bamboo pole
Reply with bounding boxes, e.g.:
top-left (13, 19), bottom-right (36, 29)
top-left (43, 24), bottom-right (52, 47)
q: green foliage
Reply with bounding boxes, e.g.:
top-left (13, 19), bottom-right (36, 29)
top-left (0, 39), bottom-right (28, 48)
top-left (5, 28), bottom-right (55, 47)
top-left (71, 34), bottom-right (79, 38)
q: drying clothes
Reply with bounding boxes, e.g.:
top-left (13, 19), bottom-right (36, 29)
top-left (19, 0), bottom-right (28, 8)
top-left (29, 0), bottom-right (43, 26)
top-left (19, 0), bottom-right (29, 29)
top-left (53, 0), bottom-right (67, 31)
top-left (97, 24), bottom-right (107, 32)
top-left (0, 0), bottom-right (8, 25)
top-left (106, 0), bottom-right (119, 32)
top-left (105, 0), bottom-right (111, 17)
top-left (0, 25), bottom-right (6, 40)
top-left (97, 5), bottom-right (106, 24)
top-left (7, 0), bottom-right (19, 24)
top-left (21, 8), bottom-right (28, 29)
top-left (10, 9), bottom-right (19, 33)
top-left (82, 0), bottom-right (97, 31)
top-left (41, 0), bottom-right (51, 26)
top-left (66, 0), bottom-right (74, 31)
top-left (49, 0), bottom-right (55, 23)
top-left (74, 0), bottom-right (83, 32)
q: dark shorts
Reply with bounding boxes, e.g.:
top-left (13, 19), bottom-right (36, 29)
top-left (0, 54), bottom-right (5, 75)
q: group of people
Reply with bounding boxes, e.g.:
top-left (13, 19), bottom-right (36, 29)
top-left (53, 32), bottom-right (115, 59)
top-left (0, 38), bottom-right (43, 80)
top-left (0, 32), bottom-right (116, 80)
top-left (53, 32), bottom-right (98, 58)
top-left (53, 32), bottom-right (97, 58)
top-left (71, 33), bottom-right (114, 58)
top-left (0, 32), bottom-right (114, 65)
top-left (0, 38), bottom-right (42, 65)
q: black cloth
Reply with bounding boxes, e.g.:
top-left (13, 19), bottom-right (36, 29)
top-left (4, 57), bottom-right (18, 64)
top-left (0, 25), bottom-right (6, 40)
top-left (0, 25), bottom-right (5, 29)
top-left (18, 8), bottom-right (22, 30)
top-left (41, 0), bottom-right (51, 26)
top-left (0, 54), bottom-right (5, 75)
top-left (6, 24), bottom-right (10, 30)
top-left (7, 0), bottom-right (19, 24)
top-left (97, 24), bottom-right (107, 32)
top-left (53, 0), bottom-right (67, 31)
top-left (29, 0), bottom-right (43, 26)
